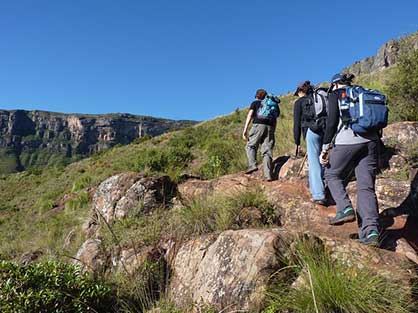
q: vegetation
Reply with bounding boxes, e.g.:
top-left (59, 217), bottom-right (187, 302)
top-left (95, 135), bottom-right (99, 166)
top-left (0, 260), bottom-right (114, 313)
top-left (387, 47), bottom-right (418, 121)
top-left (264, 237), bottom-right (416, 313)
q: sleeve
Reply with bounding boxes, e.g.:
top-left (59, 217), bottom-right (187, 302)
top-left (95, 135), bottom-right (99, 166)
top-left (249, 101), bottom-right (257, 111)
top-left (322, 92), bottom-right (340, 149)
top-left (293, 100), bottom-right (302, 146)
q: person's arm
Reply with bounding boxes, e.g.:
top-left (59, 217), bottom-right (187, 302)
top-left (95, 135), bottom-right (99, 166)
top-left (322, 92), bottom-right (340, 150)
top-left (242, 109), bottom-right (254, 140)
top-left (293, 99), bottom-right (302, 147)
top-left (320, 92), bottom-right (340, 165)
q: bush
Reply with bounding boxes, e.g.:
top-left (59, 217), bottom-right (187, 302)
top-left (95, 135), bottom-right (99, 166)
top-left (387, 48), bottom-right (418, 121)
top-left (264, 237), bottom-right (415, 313)
top-left (0, 260), bottom-right (114, 313)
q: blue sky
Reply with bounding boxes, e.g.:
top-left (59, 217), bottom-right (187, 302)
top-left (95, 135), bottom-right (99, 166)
top-left (0, 1), bottom-right (417, 121)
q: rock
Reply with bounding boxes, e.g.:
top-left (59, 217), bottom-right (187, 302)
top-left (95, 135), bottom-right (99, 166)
top-left (344, 32), bottom-right (418, 76)
top-left (278, 157), bottom-right (308, 179)
top-left (0, 109), bottom-right (197, 174)
top-left (236, 207), bottom-right (264, 227)
top-left (169, 229), bottom-right (281, 312)
top-left (93, 173), bottom-right (175, 224)
top-left (93, 173), bottom-right (141, 224)
top-left (115, 175), bottom-right (175, 218)
top-left (74, 239), bottom-right (106, 273)
top-left (63, 229), bottom-right (76, 250)
top-left (346, 178), bottom-right (411, 213)
top-left (81, 217), bottom-right (99, 238)
top-left (19, 250), bottom-right (43, 266)
top-left (382, 122), bottom-right (418, 155)
top-left (395, 238), bottom-right (418, 265)
top-left (111, 246), bottom-right (161, 275)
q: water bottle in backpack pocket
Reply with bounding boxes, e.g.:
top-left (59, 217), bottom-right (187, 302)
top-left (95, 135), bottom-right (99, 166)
top-left (256, 94), bottom-right (280, 122)
top-left (339, 86), bottom-right (388, 134)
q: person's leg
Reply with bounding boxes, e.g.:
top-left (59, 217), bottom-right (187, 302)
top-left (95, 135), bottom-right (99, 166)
top-left (355, 141), bottom-right (379, 240)
top-left (261, 125), bottom-right (275, 180)
top-left (325, 145), bottom-right (357, 214)
top-left (306, 129), bottom-right (325, 200)
top-left (246, 124), bottom-right (265, 171)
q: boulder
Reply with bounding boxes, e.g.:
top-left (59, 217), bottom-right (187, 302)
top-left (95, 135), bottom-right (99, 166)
top-left (346, 178), bottom-right (411, 213)
top-left (93, 173), bottom-right (175, 224)
top-left (74, 239), bottom-right (106, 273)
top-left (278, 157), bottom-right (308, 179)
top-left (168, 229), bottom-right (282, 312)
top-left (382, 122), bottom-right (418, 155)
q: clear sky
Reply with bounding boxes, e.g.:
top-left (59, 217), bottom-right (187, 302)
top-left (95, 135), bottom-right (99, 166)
top-left (0, 0), bottom-right (417, 121)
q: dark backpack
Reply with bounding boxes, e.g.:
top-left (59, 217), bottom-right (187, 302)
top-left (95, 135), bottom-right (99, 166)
top-left (256, 94), bottom-right (280, 122)
top-left (338, 86), bottom-right (388, 134)
top-left (301, 87), bottom-right (328, 133)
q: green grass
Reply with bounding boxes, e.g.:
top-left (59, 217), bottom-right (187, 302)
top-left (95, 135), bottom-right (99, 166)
top-left (264, 237), bottom-right (416, 313)
top-left (0, 94), bottom-right (294, 260)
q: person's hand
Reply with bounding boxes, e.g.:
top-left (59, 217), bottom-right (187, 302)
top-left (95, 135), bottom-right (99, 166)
top-left (320, 150), bottom-right (330, 166)
top-left (242, 130), bottom-right (248, 141)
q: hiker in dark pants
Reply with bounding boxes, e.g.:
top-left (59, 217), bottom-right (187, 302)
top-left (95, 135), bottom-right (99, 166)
top-left (320, 73), bottom-right (380, 246)
top-left (293, 80), bottom-right (326, 205)
top-left (242, 89), bottom-right (278, 181)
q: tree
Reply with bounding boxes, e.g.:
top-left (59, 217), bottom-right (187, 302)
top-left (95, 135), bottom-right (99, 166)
top-left (388, 48), bottom-right (418, 121)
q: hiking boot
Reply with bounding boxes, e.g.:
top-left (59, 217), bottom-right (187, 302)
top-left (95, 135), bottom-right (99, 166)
top-left (359, 230), bottom-right (380, 247)
top-left (245, 166), bottom-right (258, 175)
top-left (328, 207), bottom-right (356, 225)
top-left (310, 198), bottom-right (327, 206)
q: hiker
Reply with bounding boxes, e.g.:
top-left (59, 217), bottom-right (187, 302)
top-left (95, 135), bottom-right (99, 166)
top-left (320, 73), bottom-right (384, 246)
top-left (242, 89), bottom-right (280, 181)
top-left (293, 80), bottom-right (327, 205)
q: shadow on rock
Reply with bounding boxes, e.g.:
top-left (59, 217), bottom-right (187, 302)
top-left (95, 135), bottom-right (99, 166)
top-left (380, 171), bottom-right (418, 253)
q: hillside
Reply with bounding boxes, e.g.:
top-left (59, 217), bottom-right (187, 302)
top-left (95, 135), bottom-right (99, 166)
top-left (0, 32), bottom-right (417, 312)
top-left (0, 109), bottom-right (196, 174)
top-left (1, 30), bottom-right (418, 260)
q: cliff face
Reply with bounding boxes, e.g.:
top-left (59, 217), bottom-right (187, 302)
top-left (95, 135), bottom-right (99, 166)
top-left (344, 32), bottom-right (418, 76)
top-left (0, 110), bottom-right (197, 173)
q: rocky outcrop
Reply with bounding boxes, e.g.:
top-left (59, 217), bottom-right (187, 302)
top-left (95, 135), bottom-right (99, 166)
top-left (344, 32), bottom-right (418, 76)
top-left (0, 110), bottom-right (196, 173)
top-left (70, 123), bottom-right (418, 310)
top-left (75, 173), bottom-right (176, 273)
top-left (169, 229), bottom-right (282, 311)
top-left (92, 172), bottom-right (176, 224)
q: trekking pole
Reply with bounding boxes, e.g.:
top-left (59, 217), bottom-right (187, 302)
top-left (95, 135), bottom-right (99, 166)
top-left (297, 153), bottom-right (308, 177)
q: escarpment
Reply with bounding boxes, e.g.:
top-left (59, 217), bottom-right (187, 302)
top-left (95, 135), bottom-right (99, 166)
top-left (0, 110), bottom-right (196, 173)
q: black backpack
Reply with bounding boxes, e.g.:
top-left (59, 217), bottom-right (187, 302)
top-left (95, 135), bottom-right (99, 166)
top-left (301, 87), bottom-right (328, 133)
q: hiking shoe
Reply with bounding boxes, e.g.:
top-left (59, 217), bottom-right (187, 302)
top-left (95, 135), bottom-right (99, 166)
top-left (359, 230), bottom-right (380, 247)
top-left (328, 207), bottom-right (356, 225)
top-left (310, 198), bottom-right (327, 206)
top-left (245, 166), bottom-right (258, 175)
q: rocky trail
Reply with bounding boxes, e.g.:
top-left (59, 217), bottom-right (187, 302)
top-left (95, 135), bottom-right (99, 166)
top-left (69, 121), bottom-right (418, 311)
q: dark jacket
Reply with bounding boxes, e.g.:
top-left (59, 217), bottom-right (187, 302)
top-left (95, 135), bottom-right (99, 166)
top-left (293, 95), bottom-right (311, 146)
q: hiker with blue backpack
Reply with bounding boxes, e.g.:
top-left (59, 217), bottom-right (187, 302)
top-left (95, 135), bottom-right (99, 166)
top-left (242, 89), bottom-right (280, 181)
top-left (320, 73), bottom-right (388, 246)
top-left (293, 80), bottom-right (328, 205)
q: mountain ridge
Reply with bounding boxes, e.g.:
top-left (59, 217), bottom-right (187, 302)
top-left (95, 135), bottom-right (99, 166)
top-left (0, 109), bottom-right (197, 174)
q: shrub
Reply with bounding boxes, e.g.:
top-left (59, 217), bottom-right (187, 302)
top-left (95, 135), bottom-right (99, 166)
top-left (387, 48), bottom-right (418, 121)
top-left (0, 260), bottom-right (114, 313)
top-left (264, 237), bottom-right (415, 313)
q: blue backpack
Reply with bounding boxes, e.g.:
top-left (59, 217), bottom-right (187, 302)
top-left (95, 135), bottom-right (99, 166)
top-left (256, 94), bottom-right (280, 122)
top-left (338, 86), bottom-right (388, 134)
